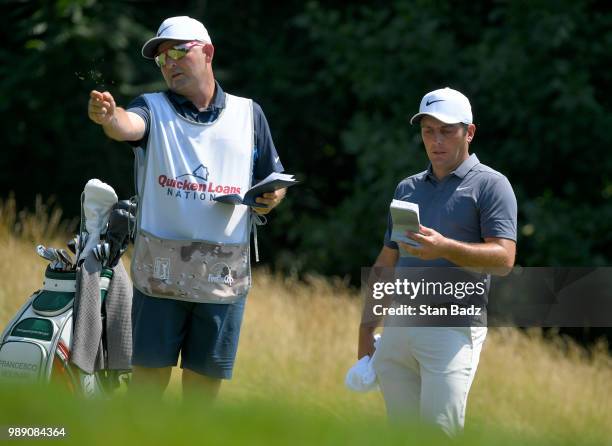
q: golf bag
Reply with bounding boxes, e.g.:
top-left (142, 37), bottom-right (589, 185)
top-left (0, 267), bottom-right (124, 395)
top-left (0, 180), bottom-right (135, 396)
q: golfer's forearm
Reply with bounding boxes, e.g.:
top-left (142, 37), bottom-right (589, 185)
top-left (360, 246), bottom-right (398, 326)
top-left (360, 295), bottom-right (389, 328)
top-left (442, 239), bottom-right (513, 271)
top-left (360, 281), bottom-right (384, 327)
top-left (102, 108), bottom-right (145, 142)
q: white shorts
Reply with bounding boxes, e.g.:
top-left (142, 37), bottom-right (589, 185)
top-left (372, 326), bottom-right (487, 436)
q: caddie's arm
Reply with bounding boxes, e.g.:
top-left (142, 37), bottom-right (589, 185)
top-left (252, 188), bottom-right (287, 215)
top-left (88, 90), bottom-right (145, 142)
top-left (358, 246), bottom-right (398, 359)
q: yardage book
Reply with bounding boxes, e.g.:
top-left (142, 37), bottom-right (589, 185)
top-left (390, 199), bottom-right (420, 247)
top-left (214, 172), bottom-right (298, 207)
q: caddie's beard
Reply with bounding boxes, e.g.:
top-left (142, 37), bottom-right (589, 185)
top-left (168, 74), bottom-right (190, 92)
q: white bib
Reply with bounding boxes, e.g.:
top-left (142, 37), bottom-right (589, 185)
top-left (131, 92), bottom-right (254, 303)
top-left (139, 92), bottom-right (253, 242)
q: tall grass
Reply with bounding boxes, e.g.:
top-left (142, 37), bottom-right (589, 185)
top-left (0, 195), bottom-right (77, 324)
top-left (0, 197), bottom-right (610, 445)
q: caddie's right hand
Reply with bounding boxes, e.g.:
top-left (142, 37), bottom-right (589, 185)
top-left (88, 90), bottom-right (116, 126)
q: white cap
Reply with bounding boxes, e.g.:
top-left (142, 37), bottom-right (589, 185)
top-left (410, 87), bottom-right (473, 125)
top-left (141, 16), bottom-right (212, 59)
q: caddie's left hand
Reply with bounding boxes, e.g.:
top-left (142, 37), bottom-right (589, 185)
top-left (252, 188), bottom-right (286, 215)
top-left (399, 224), bottom-right (449, 260)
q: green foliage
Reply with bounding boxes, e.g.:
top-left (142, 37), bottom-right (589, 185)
top-left (268, 0), bottom-right (612, 276)
top-left (1, 0), bottom-right (610, 280)
top-left (0, 383), bottom-right (602, 446)
top-left (1, 0), bottom-right (150, 211)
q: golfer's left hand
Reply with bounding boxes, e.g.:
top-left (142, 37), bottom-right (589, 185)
top-left (252, 188), bottom-right (286, 215)
top-left (399, 224), bottom-right (449, 260)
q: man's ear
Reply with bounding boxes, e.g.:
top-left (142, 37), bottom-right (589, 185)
top-left (466, 123), bottom-right (476, 142)
top-left (203, 43), bottom-right (215, 63)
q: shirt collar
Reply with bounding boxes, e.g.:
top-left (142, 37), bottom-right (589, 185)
top-left (452, 153), bottom-right (480, 178)
top-left (425, 153), bottom-right (480, 182)
top-left (425, 164), bottom-right (436, 182)
top-left (166, 80), bottom-right (226, 111)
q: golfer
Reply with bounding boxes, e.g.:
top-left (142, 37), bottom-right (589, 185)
top-left (358, 88), bottom-right (517, 435)
top-left (87, 16), bottom-right (286, 401)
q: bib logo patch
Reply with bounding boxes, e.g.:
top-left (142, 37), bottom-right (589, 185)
top-left (208, 263), bottom-right (235, 286)
top-left (154, 257), bottom-right (170, 280)
top-left (157, 163), bottom-right (242, 202)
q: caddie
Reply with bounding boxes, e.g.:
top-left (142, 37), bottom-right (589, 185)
top-left (87, 16), bottom-right (286, 401)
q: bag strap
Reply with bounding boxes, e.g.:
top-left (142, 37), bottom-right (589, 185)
top-left (250, 212), bottom-right (267, 262)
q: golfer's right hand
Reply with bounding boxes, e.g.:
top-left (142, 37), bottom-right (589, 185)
top-left (88, 90), bottom-right (116, 126)
top-left (358, 325), bottom-right (376, 359)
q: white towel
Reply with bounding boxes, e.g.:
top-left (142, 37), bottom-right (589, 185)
top-left (71, 253), bottom-right (132, 374)
top-left (345, 334), bottom-right (381, 393)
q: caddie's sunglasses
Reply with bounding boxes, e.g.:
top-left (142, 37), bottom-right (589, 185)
top-left (155, 41), bottom-right (204, 68)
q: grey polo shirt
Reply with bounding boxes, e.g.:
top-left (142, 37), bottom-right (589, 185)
top-left (384, 153), bottom-right (517, 267)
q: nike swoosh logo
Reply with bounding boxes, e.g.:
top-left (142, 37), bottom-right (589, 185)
top-left (426, 99), bottom-right (444, 106)
top-left (274, 156), bottom-right (280, 163)
top-left (456, 186), bottom-right (471, 191)
top-left (157, 25), bottom-right (171, 36)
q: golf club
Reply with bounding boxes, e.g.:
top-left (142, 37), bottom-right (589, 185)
top-left (57, 249), bottom-right (75, 271)
top-left (67, 237), bottom-right (77, 255)
top-left (36, 245), bottom-right (56, 262)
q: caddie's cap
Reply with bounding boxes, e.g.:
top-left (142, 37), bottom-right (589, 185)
top-left (410, 87), bottom-right (473, 125)
top-left (141, 16), bottom-right (212, 59)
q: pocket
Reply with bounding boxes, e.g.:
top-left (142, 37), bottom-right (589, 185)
top-left (131, 230), bottom-right (250, 303)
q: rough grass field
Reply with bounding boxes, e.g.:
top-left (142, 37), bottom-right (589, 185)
top-left (0, 197), bottom-right (611, 445)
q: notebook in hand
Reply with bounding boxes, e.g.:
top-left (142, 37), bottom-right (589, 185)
top-left (390, 199), bottom-right (420, 247)
top-left (214, 172), bottom-right (298, 207)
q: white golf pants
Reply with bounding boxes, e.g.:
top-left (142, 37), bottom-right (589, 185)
top-left (372, 326), bottom-right (487, 436)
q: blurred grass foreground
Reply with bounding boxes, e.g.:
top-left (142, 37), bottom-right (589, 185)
top-left (0, 196), bottom-right (611, 445)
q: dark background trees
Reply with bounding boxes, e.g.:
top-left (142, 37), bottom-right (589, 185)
top-left (2, 0), bottom-right (611, 282)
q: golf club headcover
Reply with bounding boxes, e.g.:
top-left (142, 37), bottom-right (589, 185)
top-left (80, 179), bottom-right (118, 260)
top-left (113, 199), bottom-right (137, 216)
top-left (112, 200), bottom-right (137, 241)
top-left (106, 209), bottom-right (135, 267)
